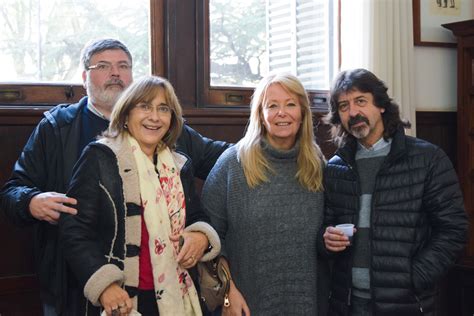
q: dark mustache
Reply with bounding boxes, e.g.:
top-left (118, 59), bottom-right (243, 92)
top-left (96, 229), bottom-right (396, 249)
top-left (348, 115), bottom-right (369, 128)
top-left (105, 79), bottom-right (124, 88)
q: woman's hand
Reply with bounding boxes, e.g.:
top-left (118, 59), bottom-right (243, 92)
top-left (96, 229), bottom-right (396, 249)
top-left (99, 283), bottom-right (133, 316)
top-left (171, 231), bottom-right (208, 268)
top-left (222, 280), bottom-right (251, 316)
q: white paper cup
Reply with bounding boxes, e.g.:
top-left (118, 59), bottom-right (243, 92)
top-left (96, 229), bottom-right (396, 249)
top-left (336, 223), bottom-right (355, 244)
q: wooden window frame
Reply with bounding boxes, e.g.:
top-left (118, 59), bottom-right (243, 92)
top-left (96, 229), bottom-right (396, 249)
top-left (0, 0), bottom-right (165, 108)
top-left (196, 0), bottom-right (334, 112)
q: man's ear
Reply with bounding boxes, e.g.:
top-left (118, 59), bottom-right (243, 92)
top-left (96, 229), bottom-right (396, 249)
top-left (82, 70), bottom-right (87, 89)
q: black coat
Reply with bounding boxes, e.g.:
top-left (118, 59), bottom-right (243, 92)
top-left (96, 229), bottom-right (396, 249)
top-left (319, 128), bottom-right (468, 316)
top-left (0, 97), bottom-right (229, 314)
top-left (59, 136), bottom-right (210, 315)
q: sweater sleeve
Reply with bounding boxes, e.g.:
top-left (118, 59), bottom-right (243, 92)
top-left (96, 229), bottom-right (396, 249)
top-left (201, 147), bottom-right (235, 258)
top-left (411, 148), bottom-right (468, 290)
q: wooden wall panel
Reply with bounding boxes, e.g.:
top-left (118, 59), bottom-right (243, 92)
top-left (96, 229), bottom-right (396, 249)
top-left (416, 111), bottom-right (457, 168)
top-left (0, 126), bottom-right (36, 184)
top-left (183, 108), bottom-right (249, 143)
top-left (443, 266), bottom-right (474, 316)
top-left (0, 276), bottom-right (41, 316)
top-left (0, 109), bottom-right (43, 316)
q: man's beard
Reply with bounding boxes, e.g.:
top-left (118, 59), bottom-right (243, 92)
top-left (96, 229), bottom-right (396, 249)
top-left (347, 114), bottom-right (370, 139)
top-left (86, 79), bottom-right (125, 110)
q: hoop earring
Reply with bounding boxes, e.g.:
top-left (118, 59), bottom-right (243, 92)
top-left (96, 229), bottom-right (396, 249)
top-left (124, 122), bottom-right (128, 129)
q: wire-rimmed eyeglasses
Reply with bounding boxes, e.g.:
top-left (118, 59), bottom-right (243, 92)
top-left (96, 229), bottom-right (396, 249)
top-left (87, 61), bottom-right (132, 73)
top-left (135, 102), bottom-right (172, 116)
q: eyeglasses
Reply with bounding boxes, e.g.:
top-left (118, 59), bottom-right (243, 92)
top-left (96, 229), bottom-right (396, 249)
top-left (135, 102), bottom-right (172, 116)
top-left (87, 62), bottom-right (132, 73)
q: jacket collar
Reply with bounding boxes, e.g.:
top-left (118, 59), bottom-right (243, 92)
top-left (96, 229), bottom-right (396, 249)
top-left (336, 127), bottom-right (407, 166)
top-left (44, 96), bottom-right (88, 129)
top-left (384, 127), bottom-right (407, 164)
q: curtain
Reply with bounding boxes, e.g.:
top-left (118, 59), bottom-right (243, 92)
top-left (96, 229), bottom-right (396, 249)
top-left (340, 0), bottom-right (416, 135)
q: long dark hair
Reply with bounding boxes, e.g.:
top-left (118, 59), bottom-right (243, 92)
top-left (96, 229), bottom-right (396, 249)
top-left (325, 68), bottom-right (410, 146)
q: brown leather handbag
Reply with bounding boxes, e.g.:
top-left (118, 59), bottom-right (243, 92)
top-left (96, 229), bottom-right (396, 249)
top-left (197, 256), bottom-right (231, 311)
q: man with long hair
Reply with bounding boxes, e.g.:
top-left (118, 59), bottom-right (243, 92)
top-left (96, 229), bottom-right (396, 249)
top-left (319, 68), bottom-right (467, 315)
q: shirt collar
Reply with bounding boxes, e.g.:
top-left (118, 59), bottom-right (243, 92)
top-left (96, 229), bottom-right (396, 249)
top-left (87, 100), bottom-right (109, 120)
top-left (357, 137), bottom-right (392, 152)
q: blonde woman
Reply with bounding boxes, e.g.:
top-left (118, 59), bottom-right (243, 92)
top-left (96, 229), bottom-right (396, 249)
top-left (60, 76), bottom-right (220, 315)
top-left (202, 73), bottom-right (325, 315)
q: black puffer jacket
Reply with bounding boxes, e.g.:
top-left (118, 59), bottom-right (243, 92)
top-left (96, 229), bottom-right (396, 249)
top-left (319, 128), bottom-right (468, 316)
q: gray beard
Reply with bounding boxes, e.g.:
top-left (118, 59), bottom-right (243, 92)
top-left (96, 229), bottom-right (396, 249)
top-left (87, 86), bottom-right (123, 111)
top-left (350, 125), bottom-right (369, 139)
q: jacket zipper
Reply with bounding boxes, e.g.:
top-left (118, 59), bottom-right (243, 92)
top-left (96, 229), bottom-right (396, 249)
top-left (221, 265), bottom-right (231, 307)
top-left (367, 162), bottom-right (386, 311)
top-left (414, 294), bottom-right (424, 314)
top-left (346, 287), bottom-right (352, 306)
top-left (346, 163), bottom-right (359, 307)
top-left (368, 183), bottom-right (375, 309)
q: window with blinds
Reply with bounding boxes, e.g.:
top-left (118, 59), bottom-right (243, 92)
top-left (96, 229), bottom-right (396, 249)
top-left (209, 0), bottom-right (337, 91)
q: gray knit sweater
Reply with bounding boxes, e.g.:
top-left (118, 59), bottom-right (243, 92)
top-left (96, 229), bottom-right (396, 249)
top-left (202, 141), bottom-right (324, 315)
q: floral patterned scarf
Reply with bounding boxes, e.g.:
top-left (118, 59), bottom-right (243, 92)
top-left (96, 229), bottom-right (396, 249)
top-left (128, 134), bottom-right (202, 315)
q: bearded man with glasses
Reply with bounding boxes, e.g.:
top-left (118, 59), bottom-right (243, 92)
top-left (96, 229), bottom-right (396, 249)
top-left (0, 38), bottom-right (229, 316)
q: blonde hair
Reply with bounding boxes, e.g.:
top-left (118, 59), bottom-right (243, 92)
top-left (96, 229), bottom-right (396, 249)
top-left (237, 73), bottom-right (325, 192)
top-left (104, 75), bottom-right (184, 149)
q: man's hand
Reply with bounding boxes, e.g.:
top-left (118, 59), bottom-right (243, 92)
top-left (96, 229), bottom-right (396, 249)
top-left (29, 192), bottom-right (77, 224)
top-left (323, 226), bottom-right (353, 252)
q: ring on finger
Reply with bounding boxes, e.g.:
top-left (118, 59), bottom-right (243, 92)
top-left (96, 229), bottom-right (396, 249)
top-left (111, 309), bottom-right (120, 316)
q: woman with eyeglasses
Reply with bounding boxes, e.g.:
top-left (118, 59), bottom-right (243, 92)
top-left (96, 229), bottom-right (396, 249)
top-left (202, 73), bottom-right (326, 315)
top-left (60, 75), bottom-right (221, 316)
